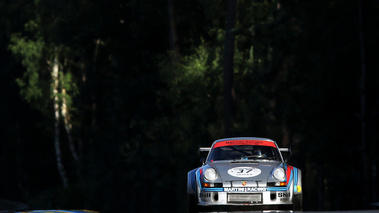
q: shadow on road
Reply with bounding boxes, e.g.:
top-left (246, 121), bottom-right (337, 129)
top-left (0, 199), bottom-right (28, 211)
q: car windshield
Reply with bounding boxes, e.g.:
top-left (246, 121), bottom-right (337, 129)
top-left (207, 145), bottom-right (281, 162)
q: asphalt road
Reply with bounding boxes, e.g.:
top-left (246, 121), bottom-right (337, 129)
top-left (0, 211), bottom-right (98, 213)
top-left (303, 211), bottom-right (379, 213)
top-left (0, 199), bottom-right (99, 213)
top-left (199, 211), bottom-right (379, 213)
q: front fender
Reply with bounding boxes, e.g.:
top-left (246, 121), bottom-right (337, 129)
top-left (293, 167), bottom-right (302, 195)
top-left (187, 168), bottom-right (199, 195)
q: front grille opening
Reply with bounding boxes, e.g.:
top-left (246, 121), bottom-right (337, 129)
top-left (270, 192), bottom-right (276, 200)
top-left (213, 192), bottom-right (219, 201)
top-left (227, 193), bottom-right (262, 204)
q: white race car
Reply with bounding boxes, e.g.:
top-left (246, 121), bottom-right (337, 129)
top-left (187, 137), bottom-right (302, 211)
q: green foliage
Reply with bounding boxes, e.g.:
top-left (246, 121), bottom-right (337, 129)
top-left (9, 34), bottom-right (45, 103)
top-left (8, 3), bottom-right (81, 118)
top-left (159, 37), bottom-right (224, 139)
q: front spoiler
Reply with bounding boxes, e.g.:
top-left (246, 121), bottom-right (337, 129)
top-left (195, 204), bottom-right (293, 212)
top-left (198, 190), bottom-right (293, 206)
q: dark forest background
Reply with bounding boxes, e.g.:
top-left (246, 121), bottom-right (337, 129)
top-left (1, 0), bottom-right (379, 212)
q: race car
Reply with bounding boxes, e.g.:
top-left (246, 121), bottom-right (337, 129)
top-left (187, 137), bottom-right (302, 211)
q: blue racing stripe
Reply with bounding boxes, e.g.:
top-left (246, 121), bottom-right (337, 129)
top-left (202, 188), bottom-right (224, 192)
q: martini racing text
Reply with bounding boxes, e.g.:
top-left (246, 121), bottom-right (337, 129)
top-left (223, 187), bottom-right (267, 192)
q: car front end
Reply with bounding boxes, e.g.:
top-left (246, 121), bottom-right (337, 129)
top-left (196, 162), bottom-right (301, 208)
top-left (187, 137), bottom-right (303, 211)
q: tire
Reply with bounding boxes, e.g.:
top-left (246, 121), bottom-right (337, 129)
top-left (187, 194), bottom-right (199, 213)
top-left (292, 194), bottom-right (303, 211)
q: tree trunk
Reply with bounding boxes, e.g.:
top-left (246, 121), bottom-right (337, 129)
top-left (168, 0), bottom-right (179, 59)
top-left (52, 49), bottom-right (68, 188)
top-left (61, 88), bottom-right (81, 177)
top-left (357, 0), bottom-right (369, 208)
top-left (223, 0), bottom-right (237, 137)
top-left (317, 163), bottom-right (324, 210)
top-left (91, 39), bottom-right (101, 132)
top-left (61, 88), bottom-right (79, 162)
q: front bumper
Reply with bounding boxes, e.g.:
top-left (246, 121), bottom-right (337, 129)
top-left (198, 188), bottom-right (292, 206)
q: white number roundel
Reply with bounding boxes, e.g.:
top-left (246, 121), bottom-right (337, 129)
top-left (227, 167), bottom-right (261, 178)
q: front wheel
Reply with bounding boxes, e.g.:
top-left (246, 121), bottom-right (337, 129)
top-left (187, 194), bottom-right (199, 213)
top-left (292, 194), bottom-right (303, 211)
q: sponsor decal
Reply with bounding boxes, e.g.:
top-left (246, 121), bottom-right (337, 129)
top-left (280, 197), bottom-right (289, 202)
top-left (213, 140), bottom-right (277, 148)
top-left (228, 167), bottom-right (261, 178)
top-left (278, 192), bottom-right (290, 202)
top-left (296, 185), bottom-right (302, 192)
top-left (224, 187), bottom-right (267, 192)
top-left (242, 181), bottom-right (247, 186)
top-left (278, 192), bottom-right (290, 198)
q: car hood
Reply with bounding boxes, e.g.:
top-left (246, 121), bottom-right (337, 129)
top-left (210, 161), bottom-right (281, 187)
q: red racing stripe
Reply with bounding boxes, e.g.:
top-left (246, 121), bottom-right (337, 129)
top-left (286, 165), bottom-right (293, 185)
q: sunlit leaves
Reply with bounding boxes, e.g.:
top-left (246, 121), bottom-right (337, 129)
top-left (9, 34), bottom-right (45, 103)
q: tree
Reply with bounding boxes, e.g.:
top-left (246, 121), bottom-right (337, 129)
top-left (357, 0), bottom-right (369, 208)
top-left (223, 0), bottom-right (238, 137)
top-left (167, 0), bottom-right (179, 61)
top-left (9, 8), bottom-right (80, 187)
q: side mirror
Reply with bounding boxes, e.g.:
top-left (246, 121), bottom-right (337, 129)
top-left (200, 157), bottom-right (206, 165)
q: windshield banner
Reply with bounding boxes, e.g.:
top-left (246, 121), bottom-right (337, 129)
top-left (213, 140), bottom-right (277, 148)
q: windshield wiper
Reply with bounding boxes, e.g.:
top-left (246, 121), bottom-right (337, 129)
top-left (245, 155), bottom-right (265, 159)
top-left (234, 155), bottom-right (280, 161)
top-left (265, 156), bottom-right (280, 160)
top-left (233, 155), bottom-right (261, 161)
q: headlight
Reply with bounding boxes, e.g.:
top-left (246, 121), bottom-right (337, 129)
top-left (204, 168), bottom-right (218, 181)
top-left (273, 167), bottom-right (286, 181)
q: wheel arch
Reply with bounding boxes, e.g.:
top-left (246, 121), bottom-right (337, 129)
top-left (187, 168), bottom-right (199, 195)
top-left (293, 167), bottom-right (302, 195)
